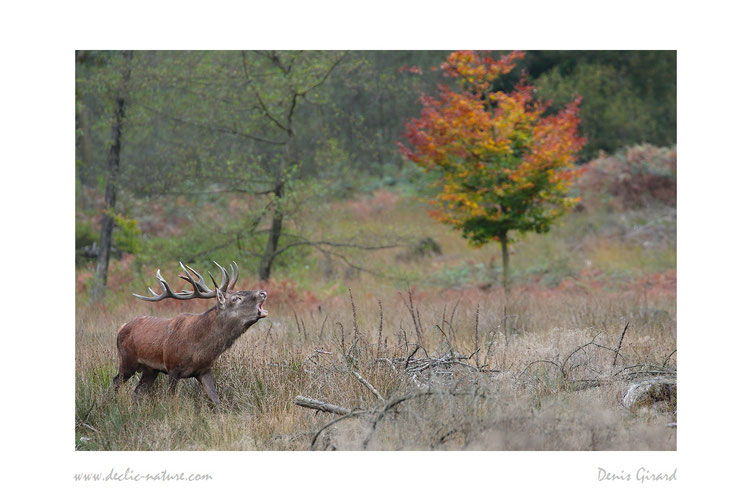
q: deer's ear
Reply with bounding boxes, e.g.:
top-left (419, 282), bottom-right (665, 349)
top-left (216, 289), bottom-right (227, 310)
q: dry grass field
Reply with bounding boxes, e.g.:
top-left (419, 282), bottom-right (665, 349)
top-left (75, 272), bottom-right (675, 451)
top-left (75, 146), bottom-right (676, 451)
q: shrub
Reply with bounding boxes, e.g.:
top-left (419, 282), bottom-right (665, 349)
top-left (76, 220), bottom-right (98, 250)
top-left (111, 212), bottom-right (142, 255)
top-left (396, 237), bottom-right (442, 262)
top-left (577, 144), bottom-right (676, 211)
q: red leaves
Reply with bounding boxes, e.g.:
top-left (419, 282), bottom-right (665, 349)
top-left (398, 65), bottom-right (423, 75)
top-left (399, 51), bottom-right (586, 239)
top-left (439, 50), bottom-right (525, 94)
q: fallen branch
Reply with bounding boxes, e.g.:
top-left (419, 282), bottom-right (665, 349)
top-left (520, 359), bottom-right (561, 376)
top-left (362, 391), bottom-right (436, 450)
top-left (310, 410), bottom-right (372, 450)
top-left (375, 358), bottom-right (398, 373)
top-left (294, 396), bottom-right (352, 416)
top-left (352, 370), bottom-right (385, 402)
top-left (612, 364), bottom-right (675, 379)
top-left (561, 333), bottom-right (599, 378)
top-left (299, 389), bottom-right (482, 450)
top-left (381, 345), bottom-right (501, 383)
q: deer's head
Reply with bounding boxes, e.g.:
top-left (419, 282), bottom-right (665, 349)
top-left (133, 261), bottom-right (269, 328)
top-left (216, 288), bottom-right (268, 329)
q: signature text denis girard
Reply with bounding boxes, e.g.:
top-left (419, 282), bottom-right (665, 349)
top-left (597, 467), bottom-right (677, 483)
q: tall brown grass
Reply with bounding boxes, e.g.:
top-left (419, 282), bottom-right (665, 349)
top-left (75, 282), bottom-right (675, 451)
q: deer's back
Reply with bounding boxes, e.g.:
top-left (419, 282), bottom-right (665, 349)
top-left (117, 315), bottom-right (172, 372)
top-left (162, 313), bottom-right (219, 376)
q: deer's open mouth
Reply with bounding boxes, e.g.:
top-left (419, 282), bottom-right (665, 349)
top-left (257, 300), bottom-right (268, 318)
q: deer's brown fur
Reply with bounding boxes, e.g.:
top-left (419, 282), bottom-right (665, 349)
top-left (113, 264), bottom-right (267, 406)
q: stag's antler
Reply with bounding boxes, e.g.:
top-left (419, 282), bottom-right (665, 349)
top-left (133, 261), bottom-right (239, 301)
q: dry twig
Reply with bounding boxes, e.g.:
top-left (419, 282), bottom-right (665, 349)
top-left (352, 370), bottom-right (385, 402)
top-left (612, 322), bottom-right (629, 366)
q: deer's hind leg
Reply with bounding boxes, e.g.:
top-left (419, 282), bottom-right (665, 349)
top-left (134, 367), bottom-right (159, 398)
top-left (113, 363), bottom-right (137, 391)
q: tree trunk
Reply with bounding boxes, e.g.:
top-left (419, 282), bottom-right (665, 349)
top-left (76, 103), bottom-right (95, 189)
top-left (258, 187), bottom-right (284, 281)
top-left (90, 51), bottom-right (132, 302)
top-left (258, 121), bottom-right (296, 281)
top-left (500, 231), bottom-right (510, 294)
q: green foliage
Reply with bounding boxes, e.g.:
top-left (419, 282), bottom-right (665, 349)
top-left (429, 262), bottom-right (495, 288)
top-left (76, 220), bottom-right (98, 249)
top-left (107, 210), bottom-right (142, 255)
top-left (537, 63), bottom-right (656, 159)
top-left (75, 50), bottom-right (676, 288)
top-left (137, 224), bottom-right (251, 277)
top-left (75, 220), bottom-right (99, 267)
top-left (313, 137), bottom-right (355, 193)
top-left (492, 51), bottom-right (675, 160)
top-left (77, 50), bottom-right (675, 193)
top-left (76, 51), bottom-right (134, 187)
top-left (412, 237), bottom-right (442, 258)
top-left (133, 206), bottom-right (314, 283)
top-left (519, 255), bottom-right (575, 288)
top-left (425, 253), bottom-right (576, 289)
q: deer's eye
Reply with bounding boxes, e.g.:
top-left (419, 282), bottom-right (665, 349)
top-left (232, 296), bottom-right (242, 303)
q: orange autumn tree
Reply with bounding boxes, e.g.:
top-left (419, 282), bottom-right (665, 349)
top-left (399, 51), bottom-right (586, 291)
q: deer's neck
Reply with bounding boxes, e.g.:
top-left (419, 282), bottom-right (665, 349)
top-left (200, 307), bottom-right (248, 357)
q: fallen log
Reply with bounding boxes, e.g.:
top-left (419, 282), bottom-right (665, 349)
top-left (622, 376), bottom-right (677, 409)
top-left (294, 396), bottom-right (352, 416)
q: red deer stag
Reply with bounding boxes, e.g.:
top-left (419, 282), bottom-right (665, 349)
top-left (114, 262), bottom-right (268, 406)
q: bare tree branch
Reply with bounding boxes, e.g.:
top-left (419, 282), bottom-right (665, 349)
top-left (352, 370), bottom-right (384, 403)
top-left (241, 51), bottom-right (290, 133)
top-left (301, 53), bottom-right (347, 96)
top-left (144, 105), bottom-right (286, 145)
top-left (612, 322), bottom-right (630, 367)
top-left (271, 236), bottom-right (402, 258)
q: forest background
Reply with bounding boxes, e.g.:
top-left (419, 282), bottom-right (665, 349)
top-left (75, 50), bottom-right (676, 298)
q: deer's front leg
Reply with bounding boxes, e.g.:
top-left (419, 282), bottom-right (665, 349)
top-left (198, 371), bottom-right (221, 407)
top-left (167, 371), bottom-right (180, 395)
